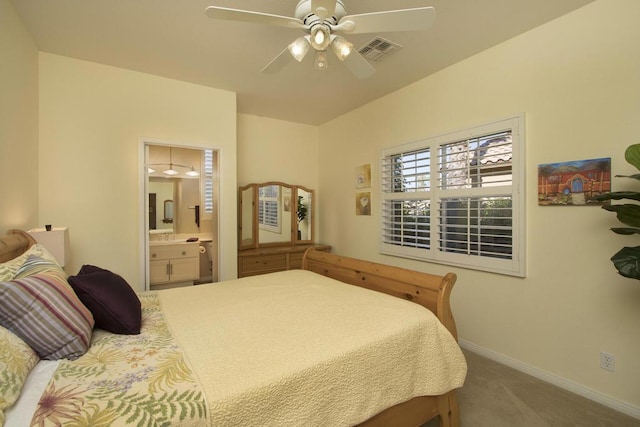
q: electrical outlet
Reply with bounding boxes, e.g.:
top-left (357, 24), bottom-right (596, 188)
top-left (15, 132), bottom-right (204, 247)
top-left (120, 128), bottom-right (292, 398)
top-left (600, 352), bottom-right (615, 372)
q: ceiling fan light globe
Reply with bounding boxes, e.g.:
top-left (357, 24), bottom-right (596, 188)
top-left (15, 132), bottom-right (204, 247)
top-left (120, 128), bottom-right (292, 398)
top-left (310, 25), bottom-right (331, 50)
top-left (332, 36), bottom-right (353, 61)
top-left (186, 169), bottom-right (200, 177)
top-left (163, 167), bottom-right (179, 176)
top-left (314, 50), bottom-right (329, 70)
top-left (288, 37), bottom-right (311, 62)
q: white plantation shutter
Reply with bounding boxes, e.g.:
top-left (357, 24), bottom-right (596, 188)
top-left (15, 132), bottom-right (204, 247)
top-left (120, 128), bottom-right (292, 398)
top-left (203, 150), bottom-right (214, 214)
top-left (380, 115), bottom-right (525, 276)
top-left (258, 185), bottom-right (280, 233)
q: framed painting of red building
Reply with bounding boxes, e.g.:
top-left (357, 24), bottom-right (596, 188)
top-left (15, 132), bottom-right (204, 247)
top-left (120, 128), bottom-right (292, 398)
top-left (538, 157), bottom-right (611, 206)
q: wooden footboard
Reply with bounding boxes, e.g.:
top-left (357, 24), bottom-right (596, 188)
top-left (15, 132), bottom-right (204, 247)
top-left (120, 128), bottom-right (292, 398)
top-left (302, 249), bottom-right (458, 339)
top-left (302, 249), bottom-right (461, 427)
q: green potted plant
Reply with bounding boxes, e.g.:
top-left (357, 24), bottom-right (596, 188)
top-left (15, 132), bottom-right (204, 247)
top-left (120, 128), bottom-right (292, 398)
top-left (596, 143), bottom-right (640, 280)
top-left (297, 195), bottom-right (308, 224)
top-left (297, 196), bottom-right (308, 240)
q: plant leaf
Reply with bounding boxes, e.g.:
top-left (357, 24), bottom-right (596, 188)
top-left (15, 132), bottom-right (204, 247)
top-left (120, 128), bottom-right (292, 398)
top-left (602, 204), bottom-right (640, 228)
top-left (625, 143), bottom-right (640, 171)
top-left (611, 227), bottom-right (640, 235)
top-left (595, 191), bottom-right (640, 202)
top-left (611, 246), bottom-right (640, 280)
top-left (614, 174), bottom-right (640, 181)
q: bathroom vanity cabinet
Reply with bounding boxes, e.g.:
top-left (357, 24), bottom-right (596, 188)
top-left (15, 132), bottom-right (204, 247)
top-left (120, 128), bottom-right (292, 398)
top-left (149, 241), bottom-right (199, 288)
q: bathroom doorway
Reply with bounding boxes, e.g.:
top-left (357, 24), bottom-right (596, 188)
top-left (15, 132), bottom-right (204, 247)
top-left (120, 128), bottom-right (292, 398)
top-left (142, 141), bottom-right (220, 290)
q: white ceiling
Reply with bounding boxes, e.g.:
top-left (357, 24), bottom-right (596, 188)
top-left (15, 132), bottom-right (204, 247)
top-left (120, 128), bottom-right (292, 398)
top-left (11, 0), bottom-right (595, 125)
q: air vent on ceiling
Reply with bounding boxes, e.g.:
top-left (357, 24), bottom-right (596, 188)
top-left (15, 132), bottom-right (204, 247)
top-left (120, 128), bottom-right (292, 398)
top-left (357, 37), bottom-right (402, 62)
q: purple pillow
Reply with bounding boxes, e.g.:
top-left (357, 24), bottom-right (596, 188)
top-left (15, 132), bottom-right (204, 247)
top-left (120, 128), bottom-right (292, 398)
top-left (68, 265), bottom-right (141, 335)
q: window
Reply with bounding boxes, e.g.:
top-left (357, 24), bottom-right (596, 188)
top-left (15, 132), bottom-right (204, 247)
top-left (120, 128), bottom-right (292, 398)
top-left (258, 184), bottom-right (281, 233)
top-left (380, 115), bottom-right (525, 276)
top-left (203, 149), bottom-right (214, 214)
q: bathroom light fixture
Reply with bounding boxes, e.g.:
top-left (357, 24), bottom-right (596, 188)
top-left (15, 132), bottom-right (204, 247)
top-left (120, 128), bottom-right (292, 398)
top-left (148, 147), bottom-right (200, 177)
top-left (185, 167), bottom-right (200, 177)
top-left (163, 167), bottom-right (180, 176)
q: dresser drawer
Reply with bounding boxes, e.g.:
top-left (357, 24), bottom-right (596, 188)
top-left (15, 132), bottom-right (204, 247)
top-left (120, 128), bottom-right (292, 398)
top-left (240, 253), bottom-right (287, 274)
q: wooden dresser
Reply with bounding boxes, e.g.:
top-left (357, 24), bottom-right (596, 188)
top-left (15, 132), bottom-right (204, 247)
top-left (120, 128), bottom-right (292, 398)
top-left (238, 244), bottom-right (331, 278)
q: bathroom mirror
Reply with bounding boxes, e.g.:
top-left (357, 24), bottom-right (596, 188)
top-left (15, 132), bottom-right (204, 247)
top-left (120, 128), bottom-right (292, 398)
top-left (238, 182), bottom-right (314, 249)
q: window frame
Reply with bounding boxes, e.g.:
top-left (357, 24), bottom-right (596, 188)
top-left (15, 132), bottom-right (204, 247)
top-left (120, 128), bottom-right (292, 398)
top-left (380, 115), bottom-right (525, 277)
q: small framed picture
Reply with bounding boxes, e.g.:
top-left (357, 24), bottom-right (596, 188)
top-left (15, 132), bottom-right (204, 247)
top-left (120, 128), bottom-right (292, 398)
top-left (356, 192), bottom-right (371, 216)
top-left (355, 164), bottom-right (371, 188)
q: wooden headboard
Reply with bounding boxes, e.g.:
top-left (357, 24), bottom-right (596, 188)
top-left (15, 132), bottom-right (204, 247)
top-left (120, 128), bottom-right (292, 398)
top-left (302, 248), bottom-right (458, 340)
top-left (0, 229), bottom-right (36, 263)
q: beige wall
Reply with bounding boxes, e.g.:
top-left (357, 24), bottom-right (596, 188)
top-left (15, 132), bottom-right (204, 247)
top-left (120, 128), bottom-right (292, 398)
top-left (237, 114), bottom-right (319, 188)
top-left (39, 53), bottom-right (237, 288)
top-left (0, 0), bottom-right (39, 232)
top-left (319, 0), bottom-right (640, 413)
top-left (237, 113), bottom-right (322, 241)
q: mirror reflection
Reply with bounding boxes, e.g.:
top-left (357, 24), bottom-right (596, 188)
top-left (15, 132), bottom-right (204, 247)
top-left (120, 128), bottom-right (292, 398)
top-left (239, 184), bottom-right (255, 249)
top-left (238, 182), bottom-right (314, 249)
top-left (296, 187), bottom-right (312, 242)
top-left (163, 200), bottom-right (174, 223)
top-left (149, 179), bottom-right (175, 232)
top-left (258, 183), bottom-right (292, 245)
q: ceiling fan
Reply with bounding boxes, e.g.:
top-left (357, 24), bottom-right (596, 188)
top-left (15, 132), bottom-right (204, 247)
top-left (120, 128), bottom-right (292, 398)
top-left (205, 0), bottom-right (435, 79)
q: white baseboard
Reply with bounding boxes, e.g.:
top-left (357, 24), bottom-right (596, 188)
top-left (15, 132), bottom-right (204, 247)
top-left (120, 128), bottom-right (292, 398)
top-left (459, 339), bottom-right (640, 420)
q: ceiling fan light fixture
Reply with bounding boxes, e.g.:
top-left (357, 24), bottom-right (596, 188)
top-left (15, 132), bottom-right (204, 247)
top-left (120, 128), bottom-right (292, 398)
top-left (288, 36), bottom-right (311, 62)
top-left (148, 167), bottom-right (155, 174)
top-left (331, 35), bottom-right (353, 61)
top-left (314, 50), bottom-right (329, 70)
top-left (310, 25), bottom-right (331, 51)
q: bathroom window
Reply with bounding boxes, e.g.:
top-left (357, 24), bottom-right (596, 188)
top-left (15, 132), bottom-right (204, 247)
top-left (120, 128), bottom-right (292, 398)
top-left (203, 149), bottom-right (214, 214)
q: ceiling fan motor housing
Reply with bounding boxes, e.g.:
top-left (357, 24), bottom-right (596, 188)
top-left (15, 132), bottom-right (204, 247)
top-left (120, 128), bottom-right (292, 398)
top-left (295, 0), bottom-right (346, 24)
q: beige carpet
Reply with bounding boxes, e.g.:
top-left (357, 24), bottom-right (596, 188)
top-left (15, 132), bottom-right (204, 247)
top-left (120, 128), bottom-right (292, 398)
top-left (425, 349), bottom-right (639, 427)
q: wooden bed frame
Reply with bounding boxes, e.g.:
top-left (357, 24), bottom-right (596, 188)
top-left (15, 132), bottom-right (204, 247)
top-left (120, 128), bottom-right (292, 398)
top-left (0, 229), bottom-right (36, 262)
top-left (303, 248), bottom-right (461, 427)
top-left (0, 231), bottom-right (461, 427)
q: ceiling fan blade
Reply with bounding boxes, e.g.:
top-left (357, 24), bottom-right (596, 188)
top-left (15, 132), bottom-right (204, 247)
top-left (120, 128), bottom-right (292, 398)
top-left (311, 0), bottom-right (337, 20)
top-left (205, 6), bottom-right (305, 29)
top-left (342, 51), bottom-right (376, 80)
top-left (261, 47), bottom-right (294, 74)
top-left (337, 7), bottom-right (435, 34)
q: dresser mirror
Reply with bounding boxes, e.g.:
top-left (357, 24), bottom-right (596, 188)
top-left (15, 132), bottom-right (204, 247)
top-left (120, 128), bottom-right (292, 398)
top-left (295, 186), bottom-right (313, 244)
top-left (239, 184), bottom-right (256, 250)
top-left (239, 182), bottom-right (314, 249)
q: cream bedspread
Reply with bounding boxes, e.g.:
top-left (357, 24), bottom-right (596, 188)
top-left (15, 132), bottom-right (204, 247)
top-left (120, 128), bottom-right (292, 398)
top-left (159, 269), bottom-right (467, 427)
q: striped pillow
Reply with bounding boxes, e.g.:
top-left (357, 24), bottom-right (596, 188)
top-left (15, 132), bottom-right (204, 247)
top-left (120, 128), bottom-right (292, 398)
top-left (0, 256), bottom-right (94, 360)
top-left (0, 244), bottom-right (59, 281)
